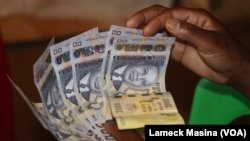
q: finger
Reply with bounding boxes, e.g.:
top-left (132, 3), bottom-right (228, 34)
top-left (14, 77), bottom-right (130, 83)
top-left (169, 7), bottom-right (224, 30)
top-left (126, 4), bottom-right (167, 28)
top-left (143, 7), bottom-right (224, 36)
top-left (166, 18), bottom-right (218, 55)
top-left (142, 8), bottom-right (172, 36)
top-left (104, 122), bottom-right (121, 139)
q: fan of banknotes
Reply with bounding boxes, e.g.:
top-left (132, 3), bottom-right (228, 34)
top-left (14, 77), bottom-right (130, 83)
top-left (10, 25), bottom-right (185, 141)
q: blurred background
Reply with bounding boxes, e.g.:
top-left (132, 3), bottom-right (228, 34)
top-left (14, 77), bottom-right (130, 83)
top-left (1, 0), bottom-right (250, 140)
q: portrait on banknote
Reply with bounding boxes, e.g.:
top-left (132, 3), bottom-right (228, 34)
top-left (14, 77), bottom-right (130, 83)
top-left (40, 69), bottom-right (65, 119)
top-left (64, 78), bottom-right (78, 105)
top-left (49, 81), bottom-right (65, 112)
top-left (110, 55), bottom-right (164, 95)
top-left (76, 59), bottom-right (104, 109)
top-left (79, 66), bottom-right (101, 94)
top-left (112, 64), bottom-right (158, 88)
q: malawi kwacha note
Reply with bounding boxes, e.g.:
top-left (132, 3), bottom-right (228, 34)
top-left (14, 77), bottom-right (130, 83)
top-left (7, 75), bottom-right (89, 140)
top-left (33, 37), bottom-right (55, 90)
top-left (99, 25), bottom-right (143, 122)
top-left (33, 38), bottom-right (66, 120)
top-left (106, 36), bottom-right (175, 96)
top-left (32, 103), bottom-right (91, 141)
top-left (36, 63), bottom-right (91, 138)
top-left (70, 32), bottom-right (107, 115)
top-left (32, 38), bottom-right (85, 139)
top-left (108, 92), bottom-right (185, 130)
top-left (100, 25), bottom-right (143, 93)
top-left (49, 28), bottom-right (108, 139)
top-left (32, 33), bottom-right (97, 139)
top-left (70, 31), bottom-right (115, 141)
top-left (33, 102), bottom-right (99, 141)
top-left (49, 27), bottom-right (98, 107)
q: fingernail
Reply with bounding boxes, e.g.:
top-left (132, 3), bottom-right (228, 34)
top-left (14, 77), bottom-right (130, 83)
top-left (105, 119), bottom-right (115, 124)
top-left (126, 18), bottom-right (136, 28)
top-left (126, 19), bottom-right (133, 27)
top-left (166, 19), bottom-right (180, 31)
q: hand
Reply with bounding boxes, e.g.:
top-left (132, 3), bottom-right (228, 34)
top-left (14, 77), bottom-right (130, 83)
top-left (104, 121), bottom-right (144, 141)
top-left (126, 4), bottom-right (250, 96)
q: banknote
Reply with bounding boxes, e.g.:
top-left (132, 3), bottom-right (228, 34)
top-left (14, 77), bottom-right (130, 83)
top-left (36, 30), bottom-right (113, 140)
top-left (105, 36), bottom-right (175, 96)
top-left (33, 38), bottom-right (65, 119)
top-left (70, 32), bottom-right (107, 110)
top-left (32, 38), bottom-right (85, 139)
top-left (8, 74), bottom-right (109, 141)
top-left (49, 27), bottom-right (98, 106)
top-left (70, 32), bottom-right (107, 118)
top-left (37, 63), bottom-right (91, 137)
top-left (33, 37), bottom-right (55, 91)
top-left (32, 103), bottom-right (91, 141)
top-left (7, 75), bottom-right (94, 140)
top-left (99, 25), bottom-right (143, 121)
top-left (13, 25), bottom-right (186, 141)
top-left (49, 28), bottom-right (110, 139)
top-left (70, 31), bottom-right (115, 141)
top-left (33, 38), bottom-right (94, 138)
top-left (105, 35), bottom-right (185, 130)
top-left (100, 25), bottom-right (143, 92)
top-left (108, 92), bottom-right (185, 129)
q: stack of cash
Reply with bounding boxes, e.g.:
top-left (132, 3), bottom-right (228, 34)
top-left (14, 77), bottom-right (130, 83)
top-left (10, 25), bottom-right (185, 141)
